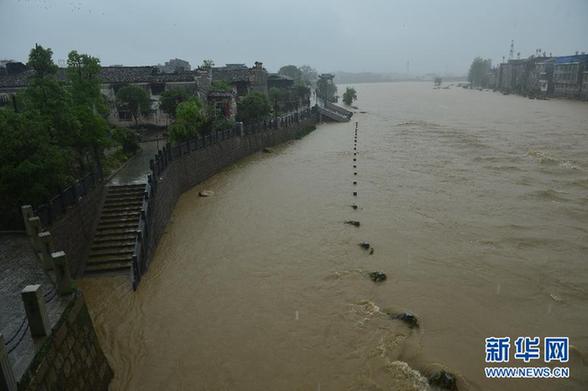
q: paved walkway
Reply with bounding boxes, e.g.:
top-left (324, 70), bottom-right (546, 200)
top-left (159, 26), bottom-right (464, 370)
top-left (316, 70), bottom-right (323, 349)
top-left (109, 140), bottom-right (160, 186)
top-left (0, 233), bottom-right (71, 378)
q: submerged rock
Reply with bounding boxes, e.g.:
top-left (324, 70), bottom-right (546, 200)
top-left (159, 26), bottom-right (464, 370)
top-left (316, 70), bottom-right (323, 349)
top-left (198, 190), bottom-right (214, 197)
top-left (368, 271), bottom-right (387, 282)
top-left (396, 312), bottom-right (419, 329)
top-left (429, 370), bottom-right (457, 390)
top-left (369, 248), bottom-right (374, 255)
top-left (351, 204), bottom-right (358, 210)
top-left (345, 220), bottom-right (361, 227)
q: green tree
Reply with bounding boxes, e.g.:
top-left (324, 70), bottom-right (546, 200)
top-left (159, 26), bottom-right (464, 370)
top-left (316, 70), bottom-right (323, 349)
top-left (159, 88), bottom-right (191, 119)
top-left (24, 45), bottom-right (78, 145)
top-left (342, 87), bottom-right (357, 106)
top-left (0, 109), bottom-right (70, 227)
top-left (468, 57), bottom-right (492, 88)
top-left (210, 80), bottom-right (233, 92)
top-left (316, 74), bottom-right (337, 103)
top-left (66, 50), bottom-right (110, 173)
top-left (269, 87), bottom-right (286, 115)
top-left (278, 65), bottom-right (302, 82)
top-left (116, 84), bottom-right (151, 127)
top-left (236, 92), bottom-right (271, 124)
top-left (201, 59), bottom-right (215, 69)
top-left (169, 98), bottom-right (205, 142)
top-left (299, 65), bottom-right (318, 87)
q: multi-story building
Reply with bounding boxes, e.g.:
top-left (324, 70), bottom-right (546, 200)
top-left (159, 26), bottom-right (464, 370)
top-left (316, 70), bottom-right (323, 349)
top-left (552, 54), bottom-right (588, 98)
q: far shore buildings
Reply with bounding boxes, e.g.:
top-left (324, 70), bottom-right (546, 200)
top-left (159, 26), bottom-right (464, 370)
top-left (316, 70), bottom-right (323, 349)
top-left (0, 59), bottom-right (310, 127)
top-left (490, 53), bottom-right (588, 99)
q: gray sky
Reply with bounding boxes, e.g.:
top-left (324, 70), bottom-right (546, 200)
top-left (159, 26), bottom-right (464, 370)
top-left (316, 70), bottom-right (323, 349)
top-left (1, 0), bottom-right (587, 75)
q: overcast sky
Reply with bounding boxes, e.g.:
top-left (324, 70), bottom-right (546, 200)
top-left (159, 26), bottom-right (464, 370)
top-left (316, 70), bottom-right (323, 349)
top-left (1, 0), bottom-right (587, 75)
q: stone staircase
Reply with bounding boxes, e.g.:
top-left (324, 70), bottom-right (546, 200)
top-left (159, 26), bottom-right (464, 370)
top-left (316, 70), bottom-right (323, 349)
top-left (85, 184), bottom-right (146, 274)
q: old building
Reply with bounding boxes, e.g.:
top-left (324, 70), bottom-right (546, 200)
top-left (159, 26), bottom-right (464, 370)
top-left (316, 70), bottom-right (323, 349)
top-left (552, 54), bottom-right (588, 98)
top-left (0, 63), bottom-right (199, 127)
top-left (98, 66), bottom-right (197, 126)
top-left (211, 62), bottom-right (268, 97)
top-left (535, 58), bottom-right (555, 97)
top-left (158, 58), bottom-right (191, 73)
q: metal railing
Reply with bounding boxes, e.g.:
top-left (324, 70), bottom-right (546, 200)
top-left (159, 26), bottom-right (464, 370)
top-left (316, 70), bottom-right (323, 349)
top-left (34, 169), bottom-right (103, 227)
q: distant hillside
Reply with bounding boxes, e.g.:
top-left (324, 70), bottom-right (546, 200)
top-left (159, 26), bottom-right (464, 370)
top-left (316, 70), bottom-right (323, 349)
top-left (333, 71), bottom-right (466, 84)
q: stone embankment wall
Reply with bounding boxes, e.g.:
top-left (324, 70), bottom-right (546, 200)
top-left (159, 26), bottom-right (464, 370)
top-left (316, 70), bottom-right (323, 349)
top-left (48, 186), bottom-right (106, 276)
top-left (17, 290), bottom-right (113, 390)
top-left (137, 117), bottom-right (317, 286)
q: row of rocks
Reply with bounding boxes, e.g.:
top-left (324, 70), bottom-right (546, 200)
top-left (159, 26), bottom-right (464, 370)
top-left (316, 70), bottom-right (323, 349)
top-left (345, 122), bottom-right (457, 391)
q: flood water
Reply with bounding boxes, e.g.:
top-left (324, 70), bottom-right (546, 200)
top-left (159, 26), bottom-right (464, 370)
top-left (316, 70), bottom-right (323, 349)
top-left (81, 82), bottom-right (588, 390)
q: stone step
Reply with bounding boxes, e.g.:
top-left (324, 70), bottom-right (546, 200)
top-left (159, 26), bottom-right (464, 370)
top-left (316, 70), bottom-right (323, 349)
top-left (100, 210), bottom-right (141, 218)
top-left (99, 215), bottom-right (140, 224)
top-left (104, 196), bottom-right (143, 205)
top-left (93, 233), bottom-right (137, 243)
top-left (87, 254), bottom-right (133, 265)
top-left (103, 200), bottom-right (143, 209)
top-left (107, 184), bottom-right (146, 191)
top-left (107, 186), bottom-right (145, 193)
top-left (95, 228), bottom-right (139, 237)
top-left (85, 261), bottom-right (132, 274)
top-left (96, 222), bottom-right (139, 231)
top-left (91, 240), bottom-right (136, 251)
top-left (100, 205), bottom-right (142, 214)
top-left (89, 246), bottom-right (134, 258)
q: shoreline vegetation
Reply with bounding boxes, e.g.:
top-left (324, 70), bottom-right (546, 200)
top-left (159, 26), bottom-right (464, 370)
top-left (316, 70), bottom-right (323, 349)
top-left (0, 45), bottom-right (319, 230)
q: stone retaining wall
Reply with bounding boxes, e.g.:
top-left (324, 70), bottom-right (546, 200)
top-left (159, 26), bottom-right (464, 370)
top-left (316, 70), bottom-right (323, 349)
top-left (17, 290), bottom-right (113, 391)
top-left (48, 185), bottom-right (106, 277)
top-left (143, 119), bottom-right (317, 274)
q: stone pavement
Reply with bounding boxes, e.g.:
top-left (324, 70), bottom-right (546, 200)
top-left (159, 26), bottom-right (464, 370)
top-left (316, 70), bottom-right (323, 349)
top-left (0, 233), bottom-right (71, 379)
top-left (109, 140), bottom-right (159, 185)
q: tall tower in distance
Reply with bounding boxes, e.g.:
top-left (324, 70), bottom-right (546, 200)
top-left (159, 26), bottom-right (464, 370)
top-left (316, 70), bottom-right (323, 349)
top-left (509, 40), bottom-right (515, 60)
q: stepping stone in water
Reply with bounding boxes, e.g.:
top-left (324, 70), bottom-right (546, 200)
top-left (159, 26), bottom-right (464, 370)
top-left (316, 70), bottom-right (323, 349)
top-left (368, 271), bottom-right (386, 282)
top-left (429, 370), bottom-right (458, 390)
top-left (345, 220), bottom-right (360, 227)
top-left (395, 312), bottom-right (419, 328)
top-left (359, 242), bottom-right (370, 249)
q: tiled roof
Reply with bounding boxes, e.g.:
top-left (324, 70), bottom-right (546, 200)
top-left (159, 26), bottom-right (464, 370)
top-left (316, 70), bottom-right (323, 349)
top-left (212, 67), bottom-right (251, 83)
top-left (0, 66), bottom-right (195, 88)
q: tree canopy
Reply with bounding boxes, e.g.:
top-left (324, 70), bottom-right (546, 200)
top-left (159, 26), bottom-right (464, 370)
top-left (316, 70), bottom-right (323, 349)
top-left (468, 57), bottom-right (492, 88)
top-left (236, 92), bottom-right (271, 124)
top-left (159, 88), bottom-right (191, 119)
top-left (116, 84), bottom-right (151, 127)
top-left (168, 98), bottom-right (205, 142)
top-left (0, 44), bottom-right (133, 229)
top-left (278, 65), bottom-right (302, 82)
top-left (316, 75), bottom-right (338, 103)
top-left (342, 87), bottom-right (357, 106)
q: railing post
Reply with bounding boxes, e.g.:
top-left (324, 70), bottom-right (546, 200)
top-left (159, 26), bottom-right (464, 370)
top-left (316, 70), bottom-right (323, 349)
top-left (51, 251), bottom-right (73, 295)
top-left (37, 231), bottom-right (54, 271)
top-left (0, 334), bottom-right (17, 391)
top-left (21, 285), bottom-right (49, 337)
top-left (26, 216), bottom-right (43, 254)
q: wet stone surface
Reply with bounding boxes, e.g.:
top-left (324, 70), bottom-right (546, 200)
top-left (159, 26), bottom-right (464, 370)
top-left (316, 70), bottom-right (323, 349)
top-left (0, 233), bottom-right (70, 379)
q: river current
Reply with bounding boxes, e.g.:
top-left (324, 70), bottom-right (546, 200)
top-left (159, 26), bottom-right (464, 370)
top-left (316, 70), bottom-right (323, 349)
top-left (81, 82), bottom-right (588, 390)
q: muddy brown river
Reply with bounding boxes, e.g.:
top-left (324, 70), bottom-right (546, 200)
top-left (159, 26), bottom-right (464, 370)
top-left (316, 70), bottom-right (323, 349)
top-left (81, 82), bottom-right (588, 390)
